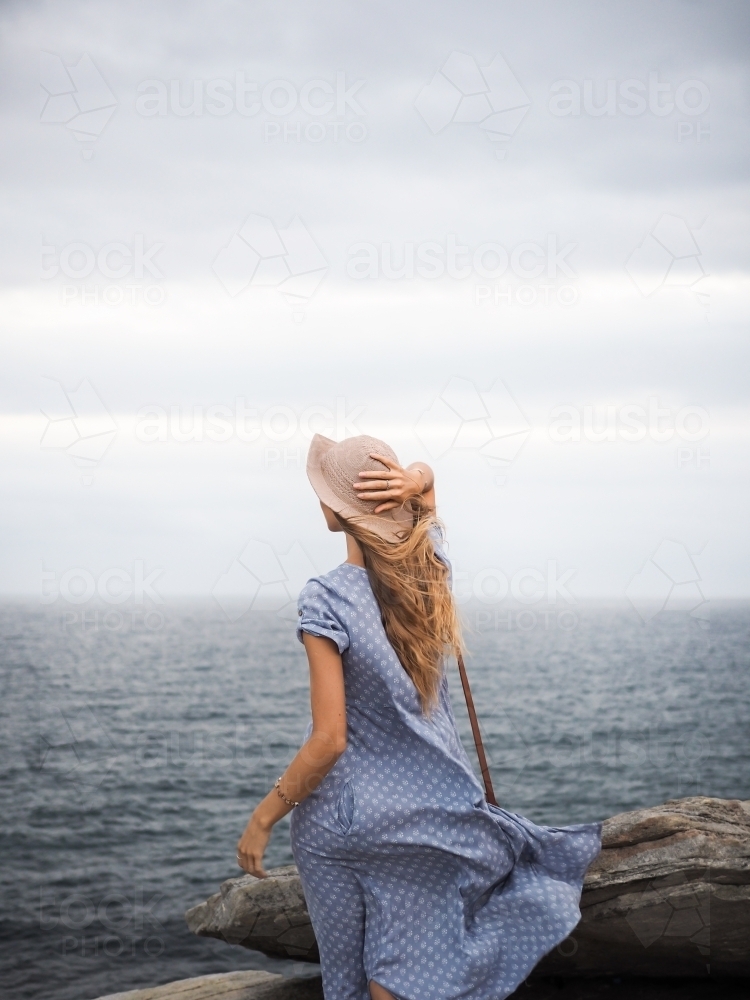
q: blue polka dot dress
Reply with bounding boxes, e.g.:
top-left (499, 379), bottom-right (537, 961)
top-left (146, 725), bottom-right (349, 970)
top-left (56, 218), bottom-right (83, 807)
top-left (291, 530), bottom-right (602, 1000)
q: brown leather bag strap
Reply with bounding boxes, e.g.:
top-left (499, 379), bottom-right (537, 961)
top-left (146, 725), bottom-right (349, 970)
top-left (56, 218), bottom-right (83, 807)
top-left (456, 652), bottom-right (498, 806)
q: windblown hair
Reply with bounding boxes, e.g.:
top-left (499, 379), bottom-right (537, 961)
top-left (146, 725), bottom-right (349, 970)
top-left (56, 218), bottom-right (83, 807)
top-left (336, 497), bottom-right (463, 713)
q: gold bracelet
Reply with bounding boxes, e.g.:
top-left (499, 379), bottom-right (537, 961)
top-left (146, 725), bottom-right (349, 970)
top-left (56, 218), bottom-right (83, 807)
top-left (274, 777), bottom-right (300, 808)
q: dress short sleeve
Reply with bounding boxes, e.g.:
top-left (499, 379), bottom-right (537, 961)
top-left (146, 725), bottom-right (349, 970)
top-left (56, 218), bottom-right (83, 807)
top-left (296, 579), bottom-right (350, 654)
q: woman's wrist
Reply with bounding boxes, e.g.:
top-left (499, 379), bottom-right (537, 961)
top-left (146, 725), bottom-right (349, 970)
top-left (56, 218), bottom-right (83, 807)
top-left (404, 469), bottom-right (422, 496)
top-left (406, 463), bottom-right (433, 496)
top-left (252, 806), bottom-right (274, 832)
top-left (253, 791), bottom-right (286, 831)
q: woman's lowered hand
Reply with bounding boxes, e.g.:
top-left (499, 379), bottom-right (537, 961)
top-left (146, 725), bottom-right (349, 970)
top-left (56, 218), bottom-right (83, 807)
top-left (236, 810), bottom-right (273, 878)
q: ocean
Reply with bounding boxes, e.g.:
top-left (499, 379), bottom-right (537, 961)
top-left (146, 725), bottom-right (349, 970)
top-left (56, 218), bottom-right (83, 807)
top-left (1, 599), bottom-right (748, 1000)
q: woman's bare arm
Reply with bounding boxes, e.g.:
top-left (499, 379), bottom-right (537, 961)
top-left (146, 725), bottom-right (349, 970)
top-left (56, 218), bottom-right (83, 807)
top-left (236, 633), bottom-right (347, 877)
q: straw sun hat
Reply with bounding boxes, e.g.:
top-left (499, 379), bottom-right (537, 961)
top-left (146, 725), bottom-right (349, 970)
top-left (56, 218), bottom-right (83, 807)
top-left (306, 433), bottom-right (413, 542)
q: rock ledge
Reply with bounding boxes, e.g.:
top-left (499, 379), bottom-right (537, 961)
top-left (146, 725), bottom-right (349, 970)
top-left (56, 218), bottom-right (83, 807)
top-left (186, 797), bottom-right (750, 978)
top-left (96, 969), bottom-right (322, 1000)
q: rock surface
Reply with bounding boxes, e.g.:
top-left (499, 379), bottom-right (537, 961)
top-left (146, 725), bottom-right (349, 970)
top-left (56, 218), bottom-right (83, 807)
top-left (96, 970), bottom-right (322, 1000)
top-left (537, 796), bottom-right (750, 978)
top-left (185, 797), bottom-right (750, 978)
top-left (96, 972), bottom-right (750, 1000)
top-left (186, 866), bottom-right (317, 961)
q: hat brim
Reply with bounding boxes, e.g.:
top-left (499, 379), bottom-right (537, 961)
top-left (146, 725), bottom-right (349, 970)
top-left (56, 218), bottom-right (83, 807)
top-left (306, 433), bottom-right (412, 542)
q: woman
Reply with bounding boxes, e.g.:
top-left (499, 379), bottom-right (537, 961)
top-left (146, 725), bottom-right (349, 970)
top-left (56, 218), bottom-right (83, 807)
top-left (237, 433), bottom-right (602, 1000)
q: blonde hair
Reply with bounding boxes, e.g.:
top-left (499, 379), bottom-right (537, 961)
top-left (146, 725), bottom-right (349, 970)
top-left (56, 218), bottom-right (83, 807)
top-left (337, 497), bottom-right (463, 713)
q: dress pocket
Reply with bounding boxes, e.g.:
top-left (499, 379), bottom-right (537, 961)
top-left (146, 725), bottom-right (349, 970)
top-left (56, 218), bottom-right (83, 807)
top-left (336, 778), bottom-right (355, 835)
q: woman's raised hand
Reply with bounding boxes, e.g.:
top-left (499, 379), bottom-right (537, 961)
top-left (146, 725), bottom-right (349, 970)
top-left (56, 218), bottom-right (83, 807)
top-left (352, 454), bottom-right (428, 514)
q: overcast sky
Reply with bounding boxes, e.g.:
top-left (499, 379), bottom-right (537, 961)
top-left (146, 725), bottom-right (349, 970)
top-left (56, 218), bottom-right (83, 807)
top-left (1, 0), bottom-right (748, 615)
